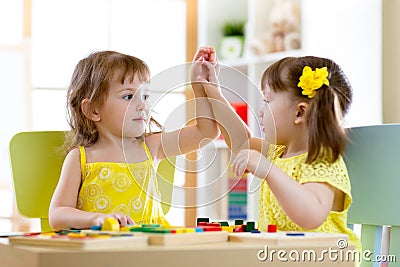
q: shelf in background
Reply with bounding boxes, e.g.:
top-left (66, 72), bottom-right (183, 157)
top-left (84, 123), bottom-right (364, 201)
top-left (219, 49), bottom-right (303, 68)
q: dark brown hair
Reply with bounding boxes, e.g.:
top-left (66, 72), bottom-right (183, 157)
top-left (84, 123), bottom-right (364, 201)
top-left (65, 51), bottom-right (150, 152)
top-left (261, 56), bottom-right (352, 163)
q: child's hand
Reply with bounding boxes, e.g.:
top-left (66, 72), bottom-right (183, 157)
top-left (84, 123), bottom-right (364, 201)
top-left (232, 149), bottom-right (271, 179)
top-left (193, 46), bottom-right (217, 63)
top-left (195, 59), bottom-right (222, 98)
top-left (92, 213), bottom-right (135, 227)
top-left (191, 46), bottom-right (219, 82)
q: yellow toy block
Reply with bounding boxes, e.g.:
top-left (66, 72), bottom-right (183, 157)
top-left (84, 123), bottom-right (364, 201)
top-left (67, 233), bottom-right (87, 239)
top-left (101, 217), bottom-right (120, 231)
top-left (221, 226), bottom-right (235, 233)
top-left (120, 226), bottom-right (133, 232)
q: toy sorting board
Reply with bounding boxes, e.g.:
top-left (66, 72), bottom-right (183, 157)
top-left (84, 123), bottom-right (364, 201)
top-left (8, 233), bottom-right (148, 250)
top-left (88, 222), bottom-right (230, 246)
top-left (229, 232), bottom-right (349, 247)
top-left (83, 229), bottom-right (229, 246)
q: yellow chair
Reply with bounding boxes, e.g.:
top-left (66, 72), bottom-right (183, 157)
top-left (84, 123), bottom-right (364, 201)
top-left (9, 131), bottom-right (175, 232)
top-left (345, 124), bottom-right (400, 267)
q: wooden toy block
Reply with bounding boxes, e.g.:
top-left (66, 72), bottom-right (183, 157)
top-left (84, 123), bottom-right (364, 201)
top-left (141, 224), bottom-right (161, 228)
top-left (201, 226), bottom-right (222, 232)
top-left (120, 225), bottom-right (134, 232)
top-left (221, 226), bottom-right (235, 233)
top-left (286, 232), bottom-right (305, 236)
top-left (233, 226), bottom-right (243, 232)
top-left (130, 227), bottom-right (171, 234)
top-left (267, 224), bottom-right (277, 233)
top-left (196, 217), bottom-right (210, 225)
top-left (234, 219), bottom-right (244, 225)
top-left (101, 217), bottom-right (120, 231)
top-left (67, 233), bottom-right (87, 239)
top-left (219, 221), bottom-right (229, 227)
top-left (245, 221), bottom-right (255, 232)
top-left (206, 222), bottom-right (221, 227)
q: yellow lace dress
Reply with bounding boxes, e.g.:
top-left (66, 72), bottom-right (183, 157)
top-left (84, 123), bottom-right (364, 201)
top-left (258, 145), bottom-right (361, 253)
top-left (76, 142), bottom-right (169, 226)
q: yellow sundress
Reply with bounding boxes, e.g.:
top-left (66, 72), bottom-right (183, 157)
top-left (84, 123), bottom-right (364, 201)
top-left (76, 142), bottom-right (169, 226)
top-left (258, 145), bottom-right (361, 254)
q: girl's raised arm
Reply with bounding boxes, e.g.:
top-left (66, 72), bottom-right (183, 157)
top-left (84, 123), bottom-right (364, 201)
top-left (154, 47), bottom-right (220, 160)
top-left (195, 59), bottom-right (265, 155)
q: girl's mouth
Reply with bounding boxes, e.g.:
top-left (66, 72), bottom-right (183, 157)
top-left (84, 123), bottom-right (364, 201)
top-left (133, 117), bottom-right (145, 122)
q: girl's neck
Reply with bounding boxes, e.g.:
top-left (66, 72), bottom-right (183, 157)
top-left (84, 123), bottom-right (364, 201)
top-left (280, 137), bottom-right (308, 158)
top-left (96, 132), bottom-right (139, 148)
top-left (281, 146), bottom-right (308, 158)
top-left (86, 135), bottom-right (145, 163)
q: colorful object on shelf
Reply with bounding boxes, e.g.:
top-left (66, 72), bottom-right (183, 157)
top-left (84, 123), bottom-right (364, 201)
top-left (228, 165), bottom-right (248, 220)
top-left (219, 102), bottom-right (248, 140)
top-left (219, 20), bottom-right (245, 59)
top-left (230, 102), bottom-right (248, 125)
top-left (219, 36), bottom-right (244, 60)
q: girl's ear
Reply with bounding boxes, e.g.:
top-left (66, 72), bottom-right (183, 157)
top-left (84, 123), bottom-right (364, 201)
top-left (81, 99), bottom-right (100, 122)
top-left (294, 102), bottom-right (308, 125)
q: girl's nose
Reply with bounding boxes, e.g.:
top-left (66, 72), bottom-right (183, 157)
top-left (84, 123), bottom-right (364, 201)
top-left (136, 98), bottom-right (146, 111)
top-left (137, 103), bottom-right (146, 111)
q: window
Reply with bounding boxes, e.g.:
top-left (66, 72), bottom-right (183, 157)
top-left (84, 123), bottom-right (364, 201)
top-left (0, 0), bottom-right (187, 231)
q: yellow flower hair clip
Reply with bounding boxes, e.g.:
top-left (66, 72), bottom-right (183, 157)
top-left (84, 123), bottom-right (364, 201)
top-left (297, 66), bottom-right (330, 98)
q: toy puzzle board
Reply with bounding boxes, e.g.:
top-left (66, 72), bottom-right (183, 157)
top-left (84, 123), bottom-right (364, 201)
top-left (8, 235), bottom-right (148, 250)
top-left (147, 231), bottom-right (228, 246)
top-left (229, 232), bottom-right (348, 247)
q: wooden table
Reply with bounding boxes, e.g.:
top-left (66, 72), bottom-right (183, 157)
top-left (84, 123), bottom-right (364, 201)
top-left (0, 238), bottom-right (356, 267)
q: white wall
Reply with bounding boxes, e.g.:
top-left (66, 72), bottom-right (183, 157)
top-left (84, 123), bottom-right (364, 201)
top-left (302, 0), bottom-right (382, 127)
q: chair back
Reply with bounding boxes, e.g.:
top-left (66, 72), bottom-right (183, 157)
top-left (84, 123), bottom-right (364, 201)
top-left (9, 131), bottom-right (175, 231)
top-left (345, 124), bottom-right (400, 266)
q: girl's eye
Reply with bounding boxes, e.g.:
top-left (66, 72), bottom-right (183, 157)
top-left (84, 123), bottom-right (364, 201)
top-left (142, 94), bottom-right (150, 101)
top-left (123, 94), bottom-right (133, 100)
top-left (263, 99), bottom-right (270, 104)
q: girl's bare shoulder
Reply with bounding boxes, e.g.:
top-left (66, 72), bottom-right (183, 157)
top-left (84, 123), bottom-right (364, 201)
top-left (144, 132), bottom-right (162, 160)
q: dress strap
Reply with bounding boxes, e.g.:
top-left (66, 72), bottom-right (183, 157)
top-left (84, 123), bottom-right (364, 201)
top-left (140, 142), bottom-right (153, 163)
top-left (79, 146), bottom-right (86, 176)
